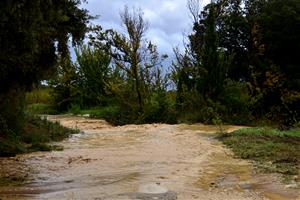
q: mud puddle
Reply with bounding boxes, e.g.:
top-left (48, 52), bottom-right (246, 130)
top-left (0, 115), bottom-right (299, 200)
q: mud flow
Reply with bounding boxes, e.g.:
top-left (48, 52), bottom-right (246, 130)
top-left (0, 115), bottom-right (299, 200)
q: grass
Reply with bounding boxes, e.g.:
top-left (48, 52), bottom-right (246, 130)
top-left (0, 115), bottom-right (78, 157)
top-left (218, 127), bottom-right (300, 176)
top-left (26, 103), bottom-right (58, 115)
top-left (69, 105), bottom-right (119, 117)
top-left (67, 105), bottom-right (130, 125)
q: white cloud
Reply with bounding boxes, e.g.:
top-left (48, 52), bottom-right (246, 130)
top-left (82, 0), bottom-right (210, 55)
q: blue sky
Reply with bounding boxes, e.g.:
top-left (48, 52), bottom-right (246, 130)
top-left (81, 0), bottom-right (210, 55)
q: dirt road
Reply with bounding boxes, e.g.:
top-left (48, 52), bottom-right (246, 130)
top-left (0, 115), bottom-right (299, 199)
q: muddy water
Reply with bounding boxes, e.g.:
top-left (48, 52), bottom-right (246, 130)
top-left (0, 115), bottom-right (299, 200)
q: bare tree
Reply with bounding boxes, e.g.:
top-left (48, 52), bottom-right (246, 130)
top-left (187, 0), bottom-right (202, 23)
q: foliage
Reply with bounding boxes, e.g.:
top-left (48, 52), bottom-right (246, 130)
top-left (219, 80), bottom-right (252, 124)
top-left (16, 0), bottom-right (300, 130)
top-left (0, 0), bottom-right (91, 138)
top-left (171, 0), bottom-right (300, 127)
top-left (97, 7), bottom-right (167, 111)
top-left (26, 103), bottom-right (58, 115)
top-left (0, 115), bottom-right (77, 157)
top-left (246, 0), bottom-right (300, 127)
top-left (75, 44), bottom-right (112, 107)
top-left (25, 87), bottom-right (53, 105)
top-left (140, 91), bottom-right (177, 124)
top-left (0, 0), bottom-right (91, 92)
top-left (50, 55), bottom-right (80, 111)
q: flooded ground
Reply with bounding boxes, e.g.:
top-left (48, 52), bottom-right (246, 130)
top-left (0, 115), bottom-right (299, 200)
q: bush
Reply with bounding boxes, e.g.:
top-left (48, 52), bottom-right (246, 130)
top-left (0, 114), bottom-right (78, 157)
top-left (68, 104), bottom-right (82, 115)
top-left (176, 90), bottom-right (207, 123)
top-left (26, 103), bottom-right (58, 115)
top-left (25, 87), bottom-right (53, 105)
top-left (140, 92), bottom-right (177, 124)
top-left (219, 80), bottom-right (252, 125)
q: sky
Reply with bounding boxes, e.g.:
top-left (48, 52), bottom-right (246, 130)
top-left (81, 0), bottom-right (210, 56)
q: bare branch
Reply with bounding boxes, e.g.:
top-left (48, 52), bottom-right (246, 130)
top-left (187, 0), bottom-right (203, 23)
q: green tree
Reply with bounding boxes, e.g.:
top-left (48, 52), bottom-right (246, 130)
top-left (50, 55), bottom-right (79, 111)
top-left (217, 0), bottom-right (249, 80)
top-left (0, 0), bottom-right (91, 136)
top-left (106, 7), bottom-right (166, 111)
top-left (188, 2), bottom-right (231, 100)
top-left (75, 45), bottom-right (112, 107)
top-left (248, 0), bottom-right (300, 126)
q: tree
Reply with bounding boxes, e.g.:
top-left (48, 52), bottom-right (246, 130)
top-left (248, 0), bottom-right (300, 126)
top-left (75, 45), bottom-right (112, 107)
top-left (51, 55), bottom-right (79, 111)
top-left (106, 7), bottom-right (166, 111)
top-left (188, 2), bottom-right (231, 100)
top-left (217, 0), bottom-right (249, 80)
top-left (0, 0), bottom-right (91, 135)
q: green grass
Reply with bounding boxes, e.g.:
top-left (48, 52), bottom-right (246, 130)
top-left (26, 103), bottom-right (58, 115)
top-left (67, 105), bottom-right (129, 125)
top-left (0, 115), bottom-right (78, 157)
top-left (68, 106), bottom-right (119, 117)
top-left (219, 127), bottom-right (300, 176)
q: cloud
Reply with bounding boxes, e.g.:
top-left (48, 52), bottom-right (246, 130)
top-left (82, 0), bottom-right (210, 55)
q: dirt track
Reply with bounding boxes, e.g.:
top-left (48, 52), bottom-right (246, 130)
top-left (0, 115), bottom-right (299, 200)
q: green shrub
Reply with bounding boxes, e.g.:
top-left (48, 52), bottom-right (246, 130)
top-left (141, 92), bottom-right (177, 124)
top-left (176, 90), bottom-right (207, 123)
top-left (25, 87), bottom-right (53, 105)
top-left (26, 103), bottom-right (58, 115)
top-left (219, 80), bottom-right (252, 125)
top-left (0, 114), bottom-right (78, 157)
top-left (68, 104), bottom-right (82, 115)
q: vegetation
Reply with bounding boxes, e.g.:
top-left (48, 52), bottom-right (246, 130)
top-left (219, 127), bottom-right (300, 176)
top-left (0, 0), bottom-right (299, 159)
top-left (0, 115), bottom-right (77, 157)
top-left (0, 0), bottom-right (91, 145)
top-left (22, 1), bottom-right (299, 128)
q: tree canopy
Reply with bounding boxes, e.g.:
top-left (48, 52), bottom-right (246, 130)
top-left (0, 0), bottom-right (91, 92)
top-left (0, 0), bottom-right (91, 136)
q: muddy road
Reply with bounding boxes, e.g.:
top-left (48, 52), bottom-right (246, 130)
top-left (0, 115), bottom-right (299, 200)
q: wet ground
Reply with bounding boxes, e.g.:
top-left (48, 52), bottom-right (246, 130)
top-left (0, 115), bottom-right (299, 200)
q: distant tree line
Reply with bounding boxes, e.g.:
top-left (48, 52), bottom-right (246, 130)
top-left (0, 0), bottom-right (299, 142)
top-left (51, 0), bottom-right (299, 127)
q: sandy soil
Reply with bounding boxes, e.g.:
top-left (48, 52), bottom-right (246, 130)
top-left (0, 115), bottom-right (299, 200)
